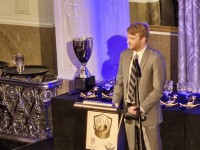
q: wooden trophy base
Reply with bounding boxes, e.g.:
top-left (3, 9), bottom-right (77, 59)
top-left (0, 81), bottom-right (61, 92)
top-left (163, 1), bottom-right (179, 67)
top-left (75, 76), bottom-right (95, 91)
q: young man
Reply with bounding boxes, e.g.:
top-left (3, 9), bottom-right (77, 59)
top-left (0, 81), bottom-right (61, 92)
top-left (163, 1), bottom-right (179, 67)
top-left (112, 22), bottom-right (166, 150)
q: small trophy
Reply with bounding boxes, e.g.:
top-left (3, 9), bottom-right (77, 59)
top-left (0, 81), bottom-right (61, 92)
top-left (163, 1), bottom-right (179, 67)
top-left (12, 53), bottom-right (25, 74)
top-left (73, 37), bottom-right (95, 91)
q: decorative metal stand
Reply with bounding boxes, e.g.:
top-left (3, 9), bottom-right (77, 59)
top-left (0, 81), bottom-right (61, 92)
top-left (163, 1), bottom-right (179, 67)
top-left (0, 77), bottom-right (62, 143)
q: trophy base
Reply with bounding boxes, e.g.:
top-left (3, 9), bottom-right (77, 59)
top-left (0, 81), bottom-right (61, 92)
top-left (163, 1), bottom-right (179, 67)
top-left (75, 76), bottom-right (95, 91)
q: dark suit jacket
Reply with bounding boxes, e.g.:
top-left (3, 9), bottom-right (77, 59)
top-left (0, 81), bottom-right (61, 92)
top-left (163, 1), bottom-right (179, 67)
top-left (112, 46), bottom-right (166, 126)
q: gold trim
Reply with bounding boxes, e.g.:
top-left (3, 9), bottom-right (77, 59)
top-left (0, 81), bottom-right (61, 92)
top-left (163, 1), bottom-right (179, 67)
top-left (150, 25), bottom-right (178, 33)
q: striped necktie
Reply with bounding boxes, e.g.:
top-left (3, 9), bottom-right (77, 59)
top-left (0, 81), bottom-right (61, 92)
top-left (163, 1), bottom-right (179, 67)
top-left (127, 54), bottom-right (138, 104)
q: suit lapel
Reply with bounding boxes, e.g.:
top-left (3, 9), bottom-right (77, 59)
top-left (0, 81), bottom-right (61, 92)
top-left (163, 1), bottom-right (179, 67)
top-left (125, 50), bottom-right (133, 71)
top-left (140, 47), bottom-right (150, 71)
top-left (125, 50), bottom-right (133, 89)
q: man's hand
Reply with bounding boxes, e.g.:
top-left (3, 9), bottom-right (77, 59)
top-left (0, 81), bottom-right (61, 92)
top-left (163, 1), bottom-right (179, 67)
top-left (127, 105), bottom-right (138, 115)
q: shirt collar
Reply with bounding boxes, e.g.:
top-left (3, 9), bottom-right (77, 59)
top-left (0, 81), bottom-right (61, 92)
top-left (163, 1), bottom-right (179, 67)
top-left (133, 45), bottom-right (147, 64)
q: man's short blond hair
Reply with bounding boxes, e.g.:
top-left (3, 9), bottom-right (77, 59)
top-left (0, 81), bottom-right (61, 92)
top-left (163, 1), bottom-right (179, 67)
top-left (127, 22), bottom-right (150, 42)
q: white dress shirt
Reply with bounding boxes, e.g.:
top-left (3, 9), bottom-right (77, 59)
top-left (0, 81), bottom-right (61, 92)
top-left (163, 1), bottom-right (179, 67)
top-left (127, 45), bottom-right (147, 113)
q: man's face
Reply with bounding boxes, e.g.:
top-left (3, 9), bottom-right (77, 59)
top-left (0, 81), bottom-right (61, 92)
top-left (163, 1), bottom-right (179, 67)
top-left (127, 33), bottom-right (144, 52)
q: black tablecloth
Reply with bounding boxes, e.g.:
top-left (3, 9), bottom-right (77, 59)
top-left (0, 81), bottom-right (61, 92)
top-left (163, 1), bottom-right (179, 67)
top-left (51, 93), bottom-right (200, 150)
top-left (51, 94), bottom-right (87, 150)
top-left (161, 107), bottom-right (200, 150)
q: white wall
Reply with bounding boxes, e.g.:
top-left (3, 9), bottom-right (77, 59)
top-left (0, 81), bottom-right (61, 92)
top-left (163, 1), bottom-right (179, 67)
top-left (0, 0), bottom-right (54, 27)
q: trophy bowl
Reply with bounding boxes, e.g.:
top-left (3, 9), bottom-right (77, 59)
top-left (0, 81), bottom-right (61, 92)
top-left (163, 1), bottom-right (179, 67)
top-left (73, 37), bottom-right (95, 91)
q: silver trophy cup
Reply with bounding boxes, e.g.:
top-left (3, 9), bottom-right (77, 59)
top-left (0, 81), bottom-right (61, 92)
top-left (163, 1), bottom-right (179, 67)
top-left (73, 37), bottom-right (93, 78)
top-left (73, 37), bottom-right (95, 91)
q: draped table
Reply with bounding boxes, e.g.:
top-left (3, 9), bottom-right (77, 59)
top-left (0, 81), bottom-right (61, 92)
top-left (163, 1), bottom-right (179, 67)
top-left (161, 106), bottom-right (200, 150)
top-left (51, 93), bottom-right (200, 150)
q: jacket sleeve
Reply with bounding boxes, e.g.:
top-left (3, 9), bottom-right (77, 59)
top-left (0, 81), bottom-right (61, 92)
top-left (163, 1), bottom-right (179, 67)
top-left (140, 54), bottom-right (166, 113)
top-left (112, 53), bottom-right (124, 105)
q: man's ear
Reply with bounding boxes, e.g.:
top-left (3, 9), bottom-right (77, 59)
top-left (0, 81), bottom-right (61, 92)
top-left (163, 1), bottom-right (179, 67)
top-left (141, 36), bottom-right (146, 43)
